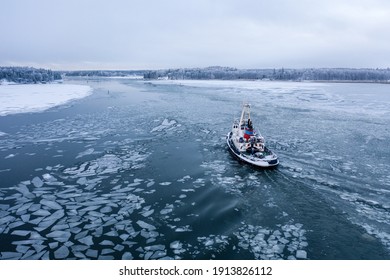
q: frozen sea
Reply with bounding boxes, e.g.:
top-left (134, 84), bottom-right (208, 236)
top-left (0, 78), bottom-right (389, 260)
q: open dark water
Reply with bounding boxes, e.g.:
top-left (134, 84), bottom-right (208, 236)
top-left (1, 78), bottom-right (390, 260)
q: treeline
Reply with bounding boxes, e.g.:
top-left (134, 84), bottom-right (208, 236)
top-left (0, 67), bottom-right (62, 84)
top-left (144, 66), bottom-right (390, 82)
top-left (5, 66), bottom-right (389, 83)
top-left (64, 70), bottom-right (145, 77)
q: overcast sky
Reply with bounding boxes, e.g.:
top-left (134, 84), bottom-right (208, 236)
top-left (1, 0), bottom-right (390, 70)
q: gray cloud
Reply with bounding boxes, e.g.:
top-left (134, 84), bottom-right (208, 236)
top-left (1, 0), bottom-right (390, 69)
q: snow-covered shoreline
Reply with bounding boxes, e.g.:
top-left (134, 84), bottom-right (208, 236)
top-left (0, 84), bottom-right (92, 116)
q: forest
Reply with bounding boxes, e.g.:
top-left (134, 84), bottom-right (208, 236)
top-left (2, 66), bottom-right (390, 84)
top-left (143, 66), bottom-right (390, 82)
top-left (0, 67), bottom-right (61, 84)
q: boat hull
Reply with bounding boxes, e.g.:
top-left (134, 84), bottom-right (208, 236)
top-left (226, 132), bottom-right (279, 168)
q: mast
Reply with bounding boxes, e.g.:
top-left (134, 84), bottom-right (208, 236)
top-left (240, 103), bottom-right (250, 125)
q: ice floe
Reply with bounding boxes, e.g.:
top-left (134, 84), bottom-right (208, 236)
top-left (0, 84), bottom-right (92, 116)
top-left (54, 246), bottom-right (70, 259)
top-left (122, 252), bottom-right (133, 260)
top-left (31, 177), bottom-right (44, 188)
top-left (40, 199), bottom-right (62, 210)
top-left (234, 222), bottom-right (309, 260)
top-left (151, 119), bottom-right (177, 132)
top-left (76, 148), bottom-right (95, 159)
top-left (136, 220), bottom-right (156, 231)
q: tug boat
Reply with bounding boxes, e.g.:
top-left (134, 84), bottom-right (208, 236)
top-left (227, 103), bottom-right (279, 167)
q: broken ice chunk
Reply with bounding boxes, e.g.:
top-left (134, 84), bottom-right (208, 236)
top-left (16, 245), bottom-right (30, 254)
top-left (49, 242), bottom-right (59, 249)
top-left (114, 245), bottom-right (124, 251)
top-left (175, 225), bottom-right (192, 232)
top-left (76, 177), bottom-right (88, 185)
top-left (31, 177), bottom-right (44, 188)
top-left (54, 246), bottom-right (70, 259)
top-left (272, 244), bottom-right (285, 255)
top-left (21, 214), bottom-right (31, 223)
top-left (1, 252), bottom-right (23, 260)
top-left (122, 252), bottom-right (133, 260)
top-left (170, 241), bottom-right (181, 249)
top-left (160, 205), bottom-right (173, 215)
top-left (85, 249), bottom-right (98, 258)
top-left (296, 250), bottom-right (307, 259)
top-left (11, 230), bottom-right (31, 237)
top-left (33, 244), bottom-right (46, 253)
top-left (141, 209), bottom-right (154, 217)
top-left (73, 251), bottom-right (87, 259)
top-left (99, 240), bottom-right (115, 246)
top-left (100, 206), bottom-right (112, 213)
top-left (0, 215), bottom-right (16, 225)
top-left (146, 181), bottom-right (155, 187)
top-left (46, 231), bottom-right (71, 242)
top-left (101, 248), bottom-right (115, 255)
top-left (76, 148), bottom-right (95, 159)
top-left (16, 185), bottom-right (34, 199)
top-left (32, 209), bottom-right (51, 216)
top-left (136, 220), bottom-right (156, 231)
top-left (16, 203), bottom-right (34, 215)
top-left (24, 250), bottom-right (46, 260)
top-left (40, 199), bottom-right (62, 210)
top-left (151, 119), bottom-right (177, 132)
top-left (78, 236), bottom-right (94, 246)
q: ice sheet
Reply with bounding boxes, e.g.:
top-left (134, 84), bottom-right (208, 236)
top-left (0, 84), bottom-right (92, 116)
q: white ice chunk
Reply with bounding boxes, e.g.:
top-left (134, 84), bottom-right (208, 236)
top-left (296, 250), bottom-right (307, 259)
top-left (0, 215), bottom-right (16, 224)
top-left (122, 252), bottom-right (133, 260)
top-left (9, 221), bottom-right (24, 229)
top-left (76, 177), bottom-right (87, 185)
top-left (54, 246), bottom-right (70, 259)
top-left (101, 248), bottom-right (115, 255)
top-left (16, 245), bottom-right (30, 254)
top-left (151, 119), bottom-right (177, 132)
top-left (40, 199), bottom-right (62, 210)
top-left (1, 252), bottom-right (23, 259)
top-left (100, 240), bottom-right (115, 246)
top-left (141, 209), bottom-right (154, 217)
top-left (31, 177), bottom-right (44, 188)
top-left (85, 249), bottom-right (98, 258)
top-left (170, 241), bottom-right (181, 249)
top-left (151, 250), bottom-right (167, 259)
top-left (175, 225), bottom-right (192, 232)
top-left (146, 181), bottom-right (155, 187)
top-left (16, 202), bottom-right (34, 214)
top-left (78, 236), bottom-right (94, 246)
top-left (136, 220), bottom-right (156, 231)
top-left (76, 148), bottom-right (95, 159)
top-left (49, 242), bottom-right (59, 249)
top-left (100, 206), bottom-right (112, 213)
top-left (11, 230), bottom-right (31, 237)
top-left (114, 245), bottom-right (125, 251)
top-left (46, 230), bottom-right (71, 242)
top-left (33, 244), bottom-right (46, 253)
top-left (272, 244), bottom-right (285, 254)
top-left (32, 209), bottom-right (51, 216)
